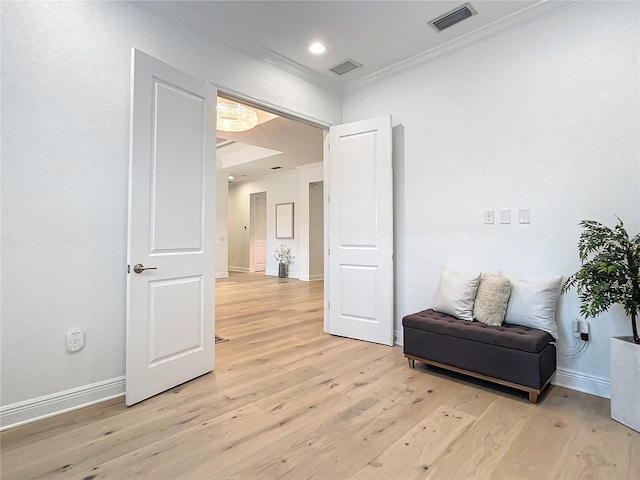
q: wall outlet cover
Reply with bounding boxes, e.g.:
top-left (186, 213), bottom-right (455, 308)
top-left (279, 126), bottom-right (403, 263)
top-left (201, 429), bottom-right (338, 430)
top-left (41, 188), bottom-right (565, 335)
top-left (500, 209), bottom-right (511, 224)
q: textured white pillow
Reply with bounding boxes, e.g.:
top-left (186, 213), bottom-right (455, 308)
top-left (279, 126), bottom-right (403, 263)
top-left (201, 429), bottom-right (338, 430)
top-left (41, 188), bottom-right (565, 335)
top-left (473, 274), bottom-right (512, 326)
top-left (433, 267), bottom-right (481, 321)
top-left (504, 273), bottom-right (562, 339)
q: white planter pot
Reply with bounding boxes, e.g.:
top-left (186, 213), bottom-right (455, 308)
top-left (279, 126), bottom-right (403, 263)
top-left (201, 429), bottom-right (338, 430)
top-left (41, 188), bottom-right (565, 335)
top-left (610, 336), bottom-right (640, 432)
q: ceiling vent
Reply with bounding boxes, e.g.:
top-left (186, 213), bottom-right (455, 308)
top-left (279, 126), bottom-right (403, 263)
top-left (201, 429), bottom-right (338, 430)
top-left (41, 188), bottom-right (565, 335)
top-left (429, 2), bottom-right (477, 32)
top-left (330, 59), bottom-right (362, 76)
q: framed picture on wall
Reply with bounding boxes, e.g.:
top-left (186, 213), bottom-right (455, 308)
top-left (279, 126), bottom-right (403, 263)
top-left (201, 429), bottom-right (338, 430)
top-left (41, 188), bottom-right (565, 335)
top-left (276, 202), bottom-right (294, 239)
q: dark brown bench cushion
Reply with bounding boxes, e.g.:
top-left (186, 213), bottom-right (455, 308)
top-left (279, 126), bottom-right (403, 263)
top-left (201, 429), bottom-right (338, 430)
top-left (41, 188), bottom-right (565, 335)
top-left (402, 309), bottom-right (554, 353)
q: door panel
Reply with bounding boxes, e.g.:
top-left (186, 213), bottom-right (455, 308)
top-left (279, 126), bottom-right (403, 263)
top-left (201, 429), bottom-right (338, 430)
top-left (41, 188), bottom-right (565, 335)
top-left (126, 50), bottom-right (216, 406)
top-left (327, 116), bottom-right (393, 346)
top-left (148, 276), bottom-right (203, 365)
top-left (152, 82), bottom-right (206, 252)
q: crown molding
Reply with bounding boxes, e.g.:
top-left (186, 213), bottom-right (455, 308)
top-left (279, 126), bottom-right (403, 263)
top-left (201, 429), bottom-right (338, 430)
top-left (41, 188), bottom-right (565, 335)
top-left (344, 0), bottom-right (584, 94)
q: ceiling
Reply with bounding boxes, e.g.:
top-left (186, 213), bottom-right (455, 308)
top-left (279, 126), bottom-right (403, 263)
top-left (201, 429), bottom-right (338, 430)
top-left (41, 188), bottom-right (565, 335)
top-left (132, 1), bottom-right (560, 181)
top-left (216, 101), bottom-right (325, 182)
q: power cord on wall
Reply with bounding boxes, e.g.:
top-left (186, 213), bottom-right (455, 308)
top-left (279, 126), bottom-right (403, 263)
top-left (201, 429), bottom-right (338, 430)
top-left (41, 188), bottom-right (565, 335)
top-left (551, 338), bottom-right (588, 357)
top-left (551, 319), bottom-right (589, 357)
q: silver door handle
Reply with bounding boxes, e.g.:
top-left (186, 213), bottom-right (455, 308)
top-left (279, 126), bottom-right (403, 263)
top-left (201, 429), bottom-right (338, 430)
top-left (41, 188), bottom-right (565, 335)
top-left (133, 263), bottom-right (157, 274)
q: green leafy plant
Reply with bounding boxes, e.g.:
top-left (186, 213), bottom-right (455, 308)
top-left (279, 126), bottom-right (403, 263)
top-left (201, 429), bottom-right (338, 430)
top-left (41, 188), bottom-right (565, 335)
top-left (562, 218), bottom-right (640, 344)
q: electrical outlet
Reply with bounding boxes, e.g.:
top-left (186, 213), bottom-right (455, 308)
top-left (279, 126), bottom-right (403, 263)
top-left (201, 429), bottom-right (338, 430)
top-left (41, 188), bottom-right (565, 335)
top-left (483, 210), bottom-right (494, 224)
top-left (579, 320), bottom-right (590, 341)
top-left (66, 330), bottom-right (84, 352)
top-left (572, 320), bottom-right (579, 332)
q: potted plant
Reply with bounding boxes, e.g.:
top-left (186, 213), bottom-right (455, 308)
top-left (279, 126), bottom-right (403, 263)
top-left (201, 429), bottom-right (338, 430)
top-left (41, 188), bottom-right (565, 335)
top-left (562, 217), bottom-right (639, 431)
top-left (274, 244), bottom-right (294, 278)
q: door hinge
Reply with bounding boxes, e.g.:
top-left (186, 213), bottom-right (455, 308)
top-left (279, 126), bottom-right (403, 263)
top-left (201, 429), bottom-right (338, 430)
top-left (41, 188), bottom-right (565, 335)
top-left (328, 301), bottom-right (330, 309)
top-left (328, 248), bottom-right (330, 256)
top-left (127, 264), bottom-right (130, 274)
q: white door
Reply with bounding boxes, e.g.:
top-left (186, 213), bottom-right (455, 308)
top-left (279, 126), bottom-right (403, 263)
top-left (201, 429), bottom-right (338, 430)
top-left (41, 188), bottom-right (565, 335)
top-left (126, 50), bottom-right (217, 406)
top-left (251, 193), bottom-right (267, 272)
top-left (326, 116), bottom-right (394, 346)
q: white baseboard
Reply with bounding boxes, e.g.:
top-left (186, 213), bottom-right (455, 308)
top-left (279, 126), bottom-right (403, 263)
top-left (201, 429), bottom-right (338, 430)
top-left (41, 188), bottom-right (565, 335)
top-left (0, 376), bottom-right (125, 431)
top-left (394, 329), bottom-right (404, 346)
top-left (299, 274), bottom-right (324, 282)
top-left (216, 271), bottom-right (229, 279)
top-left (228, 266), bottom-right (250, 273)
top-left (552, 367), bottom-right (610, 399)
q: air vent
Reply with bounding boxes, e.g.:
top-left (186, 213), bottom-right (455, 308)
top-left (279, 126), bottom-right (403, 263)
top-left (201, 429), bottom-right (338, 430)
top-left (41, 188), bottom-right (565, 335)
top-left (330, 59), bottom-right (362, 76)
top-left (429, 2), bottom-right (477, 32)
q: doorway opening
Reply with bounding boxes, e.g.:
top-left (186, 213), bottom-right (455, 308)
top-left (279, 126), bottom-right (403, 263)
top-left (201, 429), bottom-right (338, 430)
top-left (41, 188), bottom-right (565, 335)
top-left (215, 91), bottom-right (327, 352)
top-left (308, 181), bottom-right (324, 281)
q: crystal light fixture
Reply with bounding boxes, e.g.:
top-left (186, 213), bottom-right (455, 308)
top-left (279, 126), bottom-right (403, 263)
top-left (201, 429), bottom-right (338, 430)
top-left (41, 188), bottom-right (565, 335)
top-left (216, 102), bottom-right (258, 132)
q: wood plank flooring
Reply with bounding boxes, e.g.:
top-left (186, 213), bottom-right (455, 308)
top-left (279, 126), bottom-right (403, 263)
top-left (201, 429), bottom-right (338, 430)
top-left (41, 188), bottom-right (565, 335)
top-left (1, 272), bottom-right (638, 479)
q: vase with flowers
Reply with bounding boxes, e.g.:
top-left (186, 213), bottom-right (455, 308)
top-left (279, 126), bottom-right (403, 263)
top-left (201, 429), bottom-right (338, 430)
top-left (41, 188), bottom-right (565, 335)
top-left (274, 244), bottom-right (295, 278)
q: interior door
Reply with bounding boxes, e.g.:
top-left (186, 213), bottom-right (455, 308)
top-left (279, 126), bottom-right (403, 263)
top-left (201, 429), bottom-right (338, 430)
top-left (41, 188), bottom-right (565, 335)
top-left (326, 116), bottom-right (393, 346)
top-left (126, 49), bottom-right (217, 406)
top-left (253, 193), bottom-right (267, 272)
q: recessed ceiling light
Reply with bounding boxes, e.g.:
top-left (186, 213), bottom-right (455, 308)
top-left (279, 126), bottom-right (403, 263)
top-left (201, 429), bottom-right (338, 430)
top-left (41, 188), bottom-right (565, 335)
top-left (309, 42), bottom-right (326, 55)
top-left (228, 175), bottom-right (234, 180)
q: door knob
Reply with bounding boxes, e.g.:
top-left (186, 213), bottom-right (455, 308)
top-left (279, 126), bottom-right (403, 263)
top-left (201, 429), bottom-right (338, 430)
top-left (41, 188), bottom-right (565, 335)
top-left (133, 263), bottom-right (157, 274)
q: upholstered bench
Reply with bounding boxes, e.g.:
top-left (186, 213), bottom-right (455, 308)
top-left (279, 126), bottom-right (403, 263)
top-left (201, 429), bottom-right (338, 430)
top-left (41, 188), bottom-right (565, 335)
top-left (403, 309), bottom-right (556, 403)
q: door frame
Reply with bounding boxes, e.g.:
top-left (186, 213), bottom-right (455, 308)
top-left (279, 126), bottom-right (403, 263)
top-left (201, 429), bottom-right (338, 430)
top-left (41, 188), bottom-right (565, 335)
top-left (213, 87), bottom-right (393, 342)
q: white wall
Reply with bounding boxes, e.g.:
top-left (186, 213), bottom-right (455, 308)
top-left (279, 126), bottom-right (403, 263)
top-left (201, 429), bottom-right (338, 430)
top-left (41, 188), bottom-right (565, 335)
top-left (216, 175), bottom-right (229, 278)
top-left (0, 0), bottom-right (341, 426)
top-left (228, 170), bottom-right (310, 278)
top-left (343, 1), bottom-right (639, 396)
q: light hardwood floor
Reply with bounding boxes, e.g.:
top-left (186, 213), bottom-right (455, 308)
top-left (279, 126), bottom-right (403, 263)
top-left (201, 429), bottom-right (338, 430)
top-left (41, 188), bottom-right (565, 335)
top-left (1, 272), bottom-right (638, 479)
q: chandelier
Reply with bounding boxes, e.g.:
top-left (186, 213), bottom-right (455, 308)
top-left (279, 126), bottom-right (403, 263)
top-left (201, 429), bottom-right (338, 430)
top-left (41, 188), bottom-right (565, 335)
top-left (216, 102), bottom-right (258, 132)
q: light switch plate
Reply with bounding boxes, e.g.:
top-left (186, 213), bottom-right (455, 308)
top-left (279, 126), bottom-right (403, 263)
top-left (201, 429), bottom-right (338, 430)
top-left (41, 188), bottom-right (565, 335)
top-left (519, 208), bottom-right (531, 224)
top-left (500, 209), bottom-right (511, 224)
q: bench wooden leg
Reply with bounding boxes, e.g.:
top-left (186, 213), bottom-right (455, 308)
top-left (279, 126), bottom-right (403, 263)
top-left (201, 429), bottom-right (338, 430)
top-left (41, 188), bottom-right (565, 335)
top-left (407, 358), bottom-right (415, 368)
top-left (528, 392), bottom-right (538, 404)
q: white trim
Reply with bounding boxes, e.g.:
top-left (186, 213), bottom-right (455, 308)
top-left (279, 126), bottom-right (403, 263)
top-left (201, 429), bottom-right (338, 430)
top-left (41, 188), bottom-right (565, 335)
top-left (345, 0), bottom-right (584, 93)
top-left (299, 274), bottom-right (324, 282)
top-left (228, 266), bottom-right (251, 273)
top-left (212, 84), bottom-right (333, 129)
top-left (552, 367), bottom-right (610, 399)
top-left (0, 376), bottom-right (125, 431)
top-left (216, 271), bottom-right (229, 279)
top-left (394, 329), bottom-right (404, 347)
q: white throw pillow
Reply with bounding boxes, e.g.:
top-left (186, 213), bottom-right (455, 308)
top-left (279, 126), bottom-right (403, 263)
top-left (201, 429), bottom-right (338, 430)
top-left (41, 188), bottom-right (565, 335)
top-left (433, 267), bottom-right (481, 321)
top-left (504, 273), bottom-right (562, 339)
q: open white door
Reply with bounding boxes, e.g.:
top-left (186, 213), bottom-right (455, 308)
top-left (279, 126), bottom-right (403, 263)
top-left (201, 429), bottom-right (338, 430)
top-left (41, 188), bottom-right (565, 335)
top-left (126, 50), bottom-right (216, 405)
top-left (326, 116), bottom-right (393, 346)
